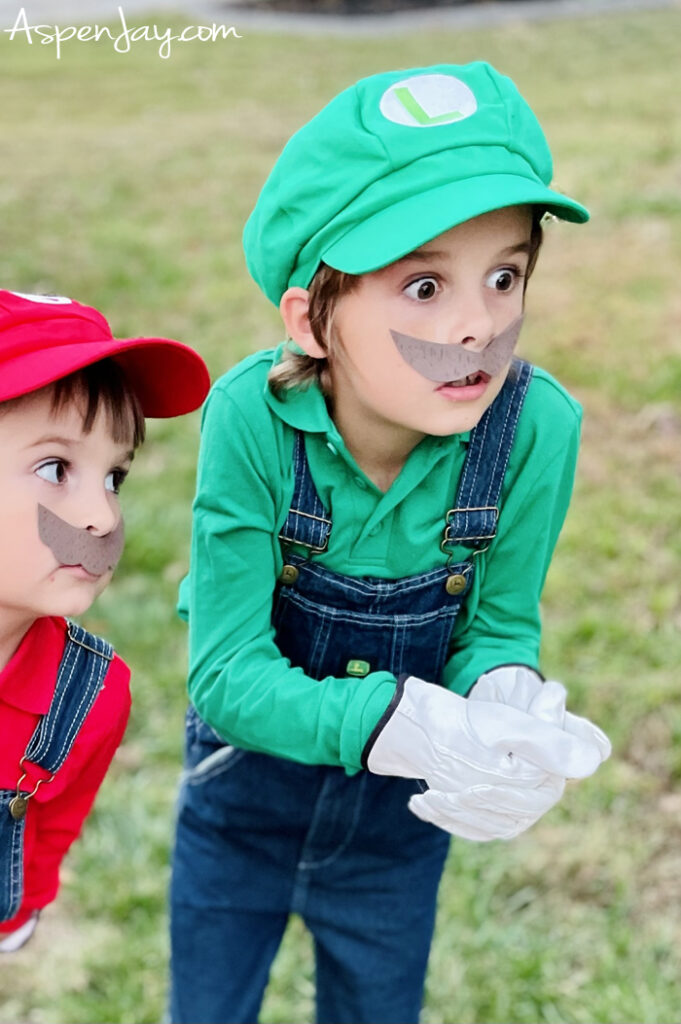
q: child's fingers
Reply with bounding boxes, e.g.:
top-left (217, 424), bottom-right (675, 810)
top-left (562, 710), bottom-right (612, 762)
top-left (408, 789), bottom-right (530, 841)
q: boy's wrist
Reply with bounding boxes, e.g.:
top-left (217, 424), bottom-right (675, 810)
top-left (342, 674), bottom-right (400, 773)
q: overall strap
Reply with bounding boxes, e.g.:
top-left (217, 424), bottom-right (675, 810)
top-left (0, 624), bottom-right (112, 923)
top-left (278, 431), bottom-right (332, 554)
top-left (22, 622), bottom-right (113, 777)
top-left (442, 358), bottom-right (533, 553)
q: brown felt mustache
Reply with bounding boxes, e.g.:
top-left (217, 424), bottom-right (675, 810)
top-left (390, 314), bottom-right (524, 383)
top-left (38, 504), bottom-right (125, 576)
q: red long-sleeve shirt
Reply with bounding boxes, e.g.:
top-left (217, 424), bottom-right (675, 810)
top-left (0, 616), bottom-right (131, 933)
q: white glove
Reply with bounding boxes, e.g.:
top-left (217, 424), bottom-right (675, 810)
top-left (470, 665), bottom-right (612, 766)
top-left (408, 773), bottom-right (565, 841)
top-left (470, 664), bottom-right (546, 710)
top-left (0, 911), bottom-right (39, 953)
top-left (409, 671), bottom-right (566, 840)
top-left (365, 675), bottom-right (608, 790)
top-left (408, 667), bottom-right (611, 841)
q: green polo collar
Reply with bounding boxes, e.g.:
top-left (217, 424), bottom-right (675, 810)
top-left (263, 342), bottom-right (471, 458)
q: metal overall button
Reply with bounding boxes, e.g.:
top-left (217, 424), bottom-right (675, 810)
top-left (445, 573), bottom-right (468, 596)
top-left (9, 795), bottom-right (28, 821)
top-left (279, 564), bottom-right (299, 585)
top-left (9, 766), bottom-right (52, 821)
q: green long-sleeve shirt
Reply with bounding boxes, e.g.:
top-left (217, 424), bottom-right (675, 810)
top-left (178, 346), bottom-right (581, 774)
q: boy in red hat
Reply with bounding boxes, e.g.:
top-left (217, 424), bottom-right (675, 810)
top-left (0, 290), bottom-right (209, 952)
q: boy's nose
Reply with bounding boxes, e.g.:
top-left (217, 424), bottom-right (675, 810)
top-left (71, 486), bottom-right (120, 538)
top-left (85, 503), bottom-right (120, 539)
top-left (445, 298), bottom-right (494, 351)
top-left (86, 515), bottom-right (120, 539)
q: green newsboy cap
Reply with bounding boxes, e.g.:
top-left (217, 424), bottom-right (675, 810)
top-left (243, 61), bottom-right (589, 306)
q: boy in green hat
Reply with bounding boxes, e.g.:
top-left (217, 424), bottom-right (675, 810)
top-left (170, 63), bottom-right (610, 1024)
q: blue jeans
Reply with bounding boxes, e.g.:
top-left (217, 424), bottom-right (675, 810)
top-left (169, 360), bottom-right (532, 1023)
top-left (170, 713), bottom-right (450, 1024)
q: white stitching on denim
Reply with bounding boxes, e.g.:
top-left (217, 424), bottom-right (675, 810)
top-left (278, 588), bottom-right (466, 627)
top-left (308, 603), bottom-right (331, 677)
top-left (287, 561), bottom-right (468, 598)
top-left (486, 363), bottom-right (531, 508)
top-left (297, 771), bottom-right (368, 870)
top-left (24, 625), bottom-right (108, 774)
top-left (445, 362), bottom-right (531, 543)
top-left (5, 796), bottom-right (24, 916)
top-left (279, 433), bottom-right (332, 551)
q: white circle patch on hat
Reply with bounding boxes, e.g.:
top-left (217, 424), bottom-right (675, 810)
top-left (9, 292), bottom-right (72, 304)
top-left (380, 74), bottom-right (477, 128)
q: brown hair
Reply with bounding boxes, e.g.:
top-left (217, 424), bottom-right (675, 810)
top-left (268, 209), bottom-right (544, 397)
top-left (0, 358), bottom-right (146, 448)
top-left (268, 264), bottom-right (360, 397)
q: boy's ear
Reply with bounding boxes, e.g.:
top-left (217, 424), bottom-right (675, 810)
top-left (279, 287), bottom-right (326, 359)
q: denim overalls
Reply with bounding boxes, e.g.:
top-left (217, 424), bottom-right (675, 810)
top-left (170, 359), bottom-right (533, 1024)
top-left (0, 622), bottom-right (113, 923)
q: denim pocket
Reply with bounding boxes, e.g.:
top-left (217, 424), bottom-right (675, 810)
top-left (186, 744), bottom-right (247, 786)
top-left (183, 705), bottom-right (246, 784)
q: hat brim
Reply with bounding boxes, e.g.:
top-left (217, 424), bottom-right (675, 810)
top-left (1, 336), bottom-right (210, 417)
top-left (320, 174), bottom-right (589, 278)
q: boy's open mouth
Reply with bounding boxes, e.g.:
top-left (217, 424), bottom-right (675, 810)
top-left (441, 371), bottom-right (491, 389)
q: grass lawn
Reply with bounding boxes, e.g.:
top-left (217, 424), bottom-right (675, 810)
top-left (1, 5), bottom-right (681, 1022)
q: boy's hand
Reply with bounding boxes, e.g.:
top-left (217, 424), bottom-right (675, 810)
top-left (408, 771), bottom-right (565, 841)
top-left (469, 665), bottom-right (612, 767)
top-left (0, 911), bottom-right (39, 953)
top-left (405, 668), bottom-right (610, 841)
top-left (364, 675), bottom-right (608, 789)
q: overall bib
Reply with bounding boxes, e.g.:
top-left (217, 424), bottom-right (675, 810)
top-left (0, 622), bottom-right (113, 923)
top-left (170, 360), bottom-right (532, 1024)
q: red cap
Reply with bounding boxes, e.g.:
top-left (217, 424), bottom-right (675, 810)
top-left (0, 290), bottom-right (210, 417)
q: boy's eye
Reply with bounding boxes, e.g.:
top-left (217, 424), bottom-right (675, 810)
top-left (404, 276), bottom-right (440, 301)
top-left (487, 267), bottom-right (521, 292)
top-left (35, 459), bottom-right (67, 485)
top-left (105, 469), bottom-right (128, 494)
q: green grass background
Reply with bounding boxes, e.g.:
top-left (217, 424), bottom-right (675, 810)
top-left (1, 5), bottom-right (680, 1022)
